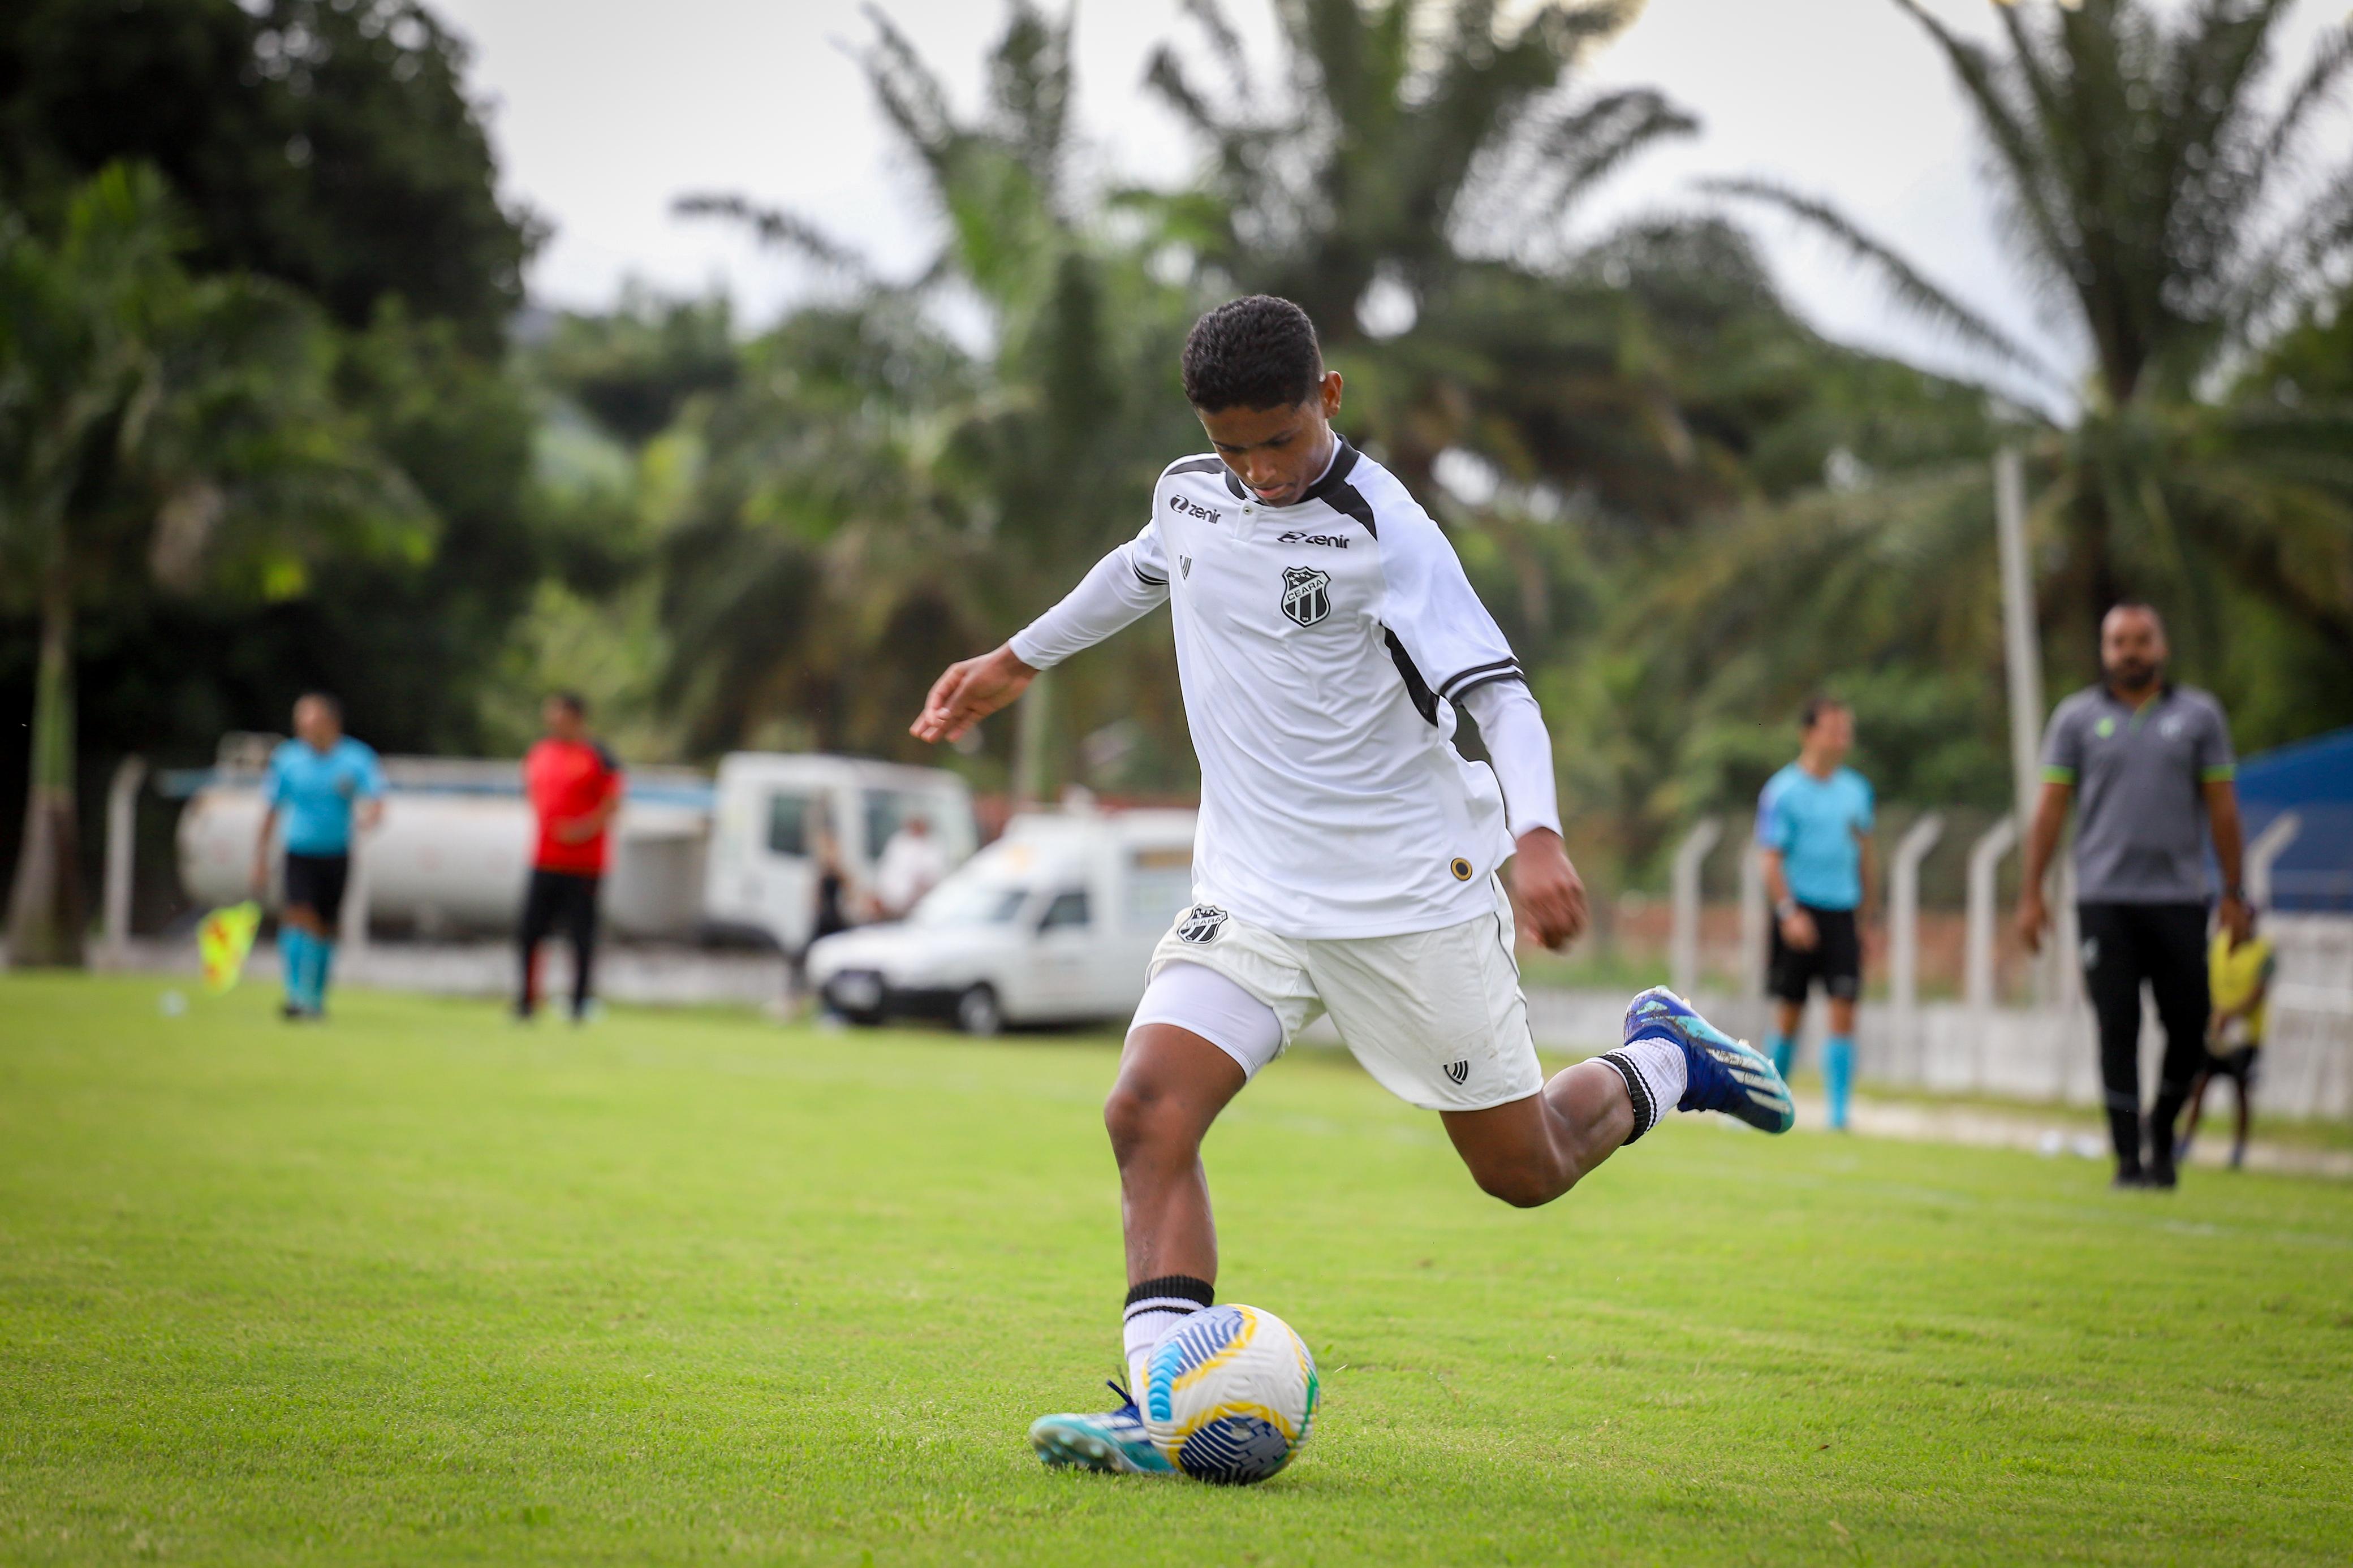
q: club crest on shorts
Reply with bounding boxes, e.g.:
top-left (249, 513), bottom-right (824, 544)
top-left (1279, 565), bottom-right (1331, 627)
top-left (1444, 1059), bottom-right (1470, 1085)
top-left (1176, 905), bottom-right (1229, 945)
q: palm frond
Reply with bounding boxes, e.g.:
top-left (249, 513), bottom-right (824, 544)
top-left (1901, 0), bottom-right (2080, 293)
top-left (1703, 176), bottom-right (2065, 388)
top-left (1532, 89), bottom-right (1698, 215)
top-left (671, 196), bottom-right (873, 280)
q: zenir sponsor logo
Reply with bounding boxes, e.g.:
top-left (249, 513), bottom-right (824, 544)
top-left (1170, 494), bottom-right (1222, 522)
top-left (1176, 905), bottom-right (1229, 945)
top-left (1279, 565), bottom-right (1332, 627)
top-left (1277, 530), bottom-right (1350, 549)
top-left (1443, 1060), bottom-right (1471, 1085)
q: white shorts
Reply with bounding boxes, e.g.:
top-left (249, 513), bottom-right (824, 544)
top-left (1128, 879), bottom-right (1544, 1112)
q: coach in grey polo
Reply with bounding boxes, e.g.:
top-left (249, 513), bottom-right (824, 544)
top-left (2018, 603), bottom-right (2248, 1190)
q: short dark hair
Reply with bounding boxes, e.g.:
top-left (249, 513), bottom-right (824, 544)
top-left (1181, 295), bottom-right (1324, 412)
top-left (1800, 695), bottom-right (1848, 731)
top-left (550, 690), bottom-right (588, 716)
top-left (2104, 599), bottom-right (2165, 632)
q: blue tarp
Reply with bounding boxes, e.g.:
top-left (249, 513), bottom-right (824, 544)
top-left (2238, 726), bottom-right (2353, 911)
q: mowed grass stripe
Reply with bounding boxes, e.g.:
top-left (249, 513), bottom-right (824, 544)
top-left (1, 974), bottom-right (2348, 1565)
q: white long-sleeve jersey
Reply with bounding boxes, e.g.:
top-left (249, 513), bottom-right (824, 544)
top-left (1011, 439), bottom-right (1559, 939)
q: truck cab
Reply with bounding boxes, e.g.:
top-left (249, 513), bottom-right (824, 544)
top-left (700, 754), bottom-right (979, 955)
top-left (805, 809), bottom-right (1197, 1034)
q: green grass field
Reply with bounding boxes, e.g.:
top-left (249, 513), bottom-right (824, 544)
top-left (4, 976), bottom-right (2350, 1565)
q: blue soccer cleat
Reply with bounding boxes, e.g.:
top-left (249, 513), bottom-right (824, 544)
top-left (1623, 986), bottom-right (1796, 1134)
top-left (1028, 1383), bottom-right (1175, 1476)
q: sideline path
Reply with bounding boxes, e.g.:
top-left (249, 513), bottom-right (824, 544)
top-left (1783, 1090), bottom-right (2353, 1180)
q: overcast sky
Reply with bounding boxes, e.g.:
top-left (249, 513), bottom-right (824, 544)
top-left (432, 0), bottom-right (2350, 399)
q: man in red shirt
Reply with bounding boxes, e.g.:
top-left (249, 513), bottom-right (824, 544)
top-left (516, 692), bottom-right (624, 1021)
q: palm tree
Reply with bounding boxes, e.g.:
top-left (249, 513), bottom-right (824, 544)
top-left (669, 3), bottom-right (1203, 791)
top-left (1709, 0), bottom-right (2353, 684)
top-left (1141, 0), bottom-right (1717, 500)
top-left (1, 163), bottom-right (421, 965)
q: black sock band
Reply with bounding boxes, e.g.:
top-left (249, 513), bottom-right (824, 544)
top-left (1596, 1050), bottom-right (1656, 1144)
top-left (1123, 1275), bottom-right (1214, 1320)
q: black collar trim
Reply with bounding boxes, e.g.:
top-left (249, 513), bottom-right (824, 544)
top-left (1299, 437), bottom-right (1359, 507)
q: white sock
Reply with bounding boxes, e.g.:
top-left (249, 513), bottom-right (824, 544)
top-left (1122, 1275), bottom-right (1213, 1396)
top-left (1596, 1036), bottom-right (1688, 1143)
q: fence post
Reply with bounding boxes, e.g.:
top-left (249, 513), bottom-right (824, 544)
top-left (2247, 813), bottom-right (2302, 909)
top-left (1889, 812), bottom-right (1944, 1083)
top-left (1737, 824), bottom-right (1767, 1002)
top-left (1670, 817), bottom-right (1722, 1000)
top-left (102, 755), bottom-right (147, 961)
top-left (341, 826), bottom-right (373, 963)
top-left (1964, 815), bottom-right (2019, 1013)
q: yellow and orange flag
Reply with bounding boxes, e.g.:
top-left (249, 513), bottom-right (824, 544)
top-left (197, 901), bottom-right (264, 993)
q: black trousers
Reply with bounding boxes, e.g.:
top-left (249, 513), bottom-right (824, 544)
top-left (2078, 901), bottom-right (2210, 1171)
top-left (518, 869), bottom-right (601, 1017)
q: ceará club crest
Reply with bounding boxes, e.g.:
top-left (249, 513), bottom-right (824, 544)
top-left (1279, 565), bottom-right (1331, 627)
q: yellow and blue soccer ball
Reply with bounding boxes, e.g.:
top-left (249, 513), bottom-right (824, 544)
top-left (1141, 1303), bottom-right (1318, 1484)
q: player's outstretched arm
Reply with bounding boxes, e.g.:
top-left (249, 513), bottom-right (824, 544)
top-left (912, 526), bottom-right (1171, 746)
top-left (911, 645), bottom-right (1037, 745)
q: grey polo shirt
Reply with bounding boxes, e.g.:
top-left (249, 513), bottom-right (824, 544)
top-left (2040, 683), bottom-right (2235, 904)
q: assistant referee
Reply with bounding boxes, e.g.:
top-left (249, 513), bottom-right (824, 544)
top-left (2018, 603), bottom-right (2247, 1190)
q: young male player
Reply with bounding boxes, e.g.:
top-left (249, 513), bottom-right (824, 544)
top-left (250, 693), bottom-right (384, 1020)
top-left (1755, 698), bottom-right (1877, 1131)
top-left (909, 296), bottom-right (1795, 1474)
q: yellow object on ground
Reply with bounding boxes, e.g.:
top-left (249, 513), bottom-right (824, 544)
top-left (197, 901), bottom-right (264, 993)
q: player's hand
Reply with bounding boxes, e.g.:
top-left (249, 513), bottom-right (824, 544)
top-left (2016, 889), bottom-right (2048, 955)
top-left (2219, 893), bottom-right (2252, 944)
top-left (911, 644), bottom-right (1037, 744)
top-left (1510, 828), bottom-right (1587, 951)
top-left (1779, 909), bottom-right (1818, 951)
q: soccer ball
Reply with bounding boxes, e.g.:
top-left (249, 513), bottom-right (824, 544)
top-left (1141, 1303), bottom-right (1318, 1484)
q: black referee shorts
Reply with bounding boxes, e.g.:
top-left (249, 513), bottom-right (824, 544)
top-left (1768, 904), bottom-right (1861, 1004)
top-left (282, 852), bottom-right (351, 926)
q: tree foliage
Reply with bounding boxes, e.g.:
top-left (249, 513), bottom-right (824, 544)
top-left (1707, 0), bottom-right (2353, 723)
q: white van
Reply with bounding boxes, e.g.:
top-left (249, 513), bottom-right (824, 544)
top-left (700, 754), bottom-right (979, 954)
top-left (805, 809), bottom-right (1197, 1034)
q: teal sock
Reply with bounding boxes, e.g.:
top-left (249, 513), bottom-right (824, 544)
top-left (305, 937), bottom-right (336, 1013)
top-left (1769, 1035), bottom-right (1795, 1081)
top-left (1824, 1036), bottom-right (1855, 1130)
top-left (281, 928), bottom-right (312, 1008)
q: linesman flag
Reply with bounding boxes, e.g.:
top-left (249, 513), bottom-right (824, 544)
top-left (198, 901), bottom-right (264, 993)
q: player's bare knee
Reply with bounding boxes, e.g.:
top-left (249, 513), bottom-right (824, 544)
top-left (1472, 1162), bottom-right (1564, 1209)
top-left (1103, 1079), bottom-right (1188, 1165)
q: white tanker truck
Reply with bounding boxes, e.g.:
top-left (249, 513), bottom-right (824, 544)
top-left (173, 743), bottom-right (977, 954)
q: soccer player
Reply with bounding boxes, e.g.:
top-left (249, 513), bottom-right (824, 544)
top-left (2178, 908), bottom-right (2275, 1170)
top-left (249, 693), bottom-right (384, 1020)
top-left (2019, 602), bottom-right (2246, 1190)
top-left (908, 296), bottom-right (1795, 1475)
top-left (517, 692), bottom-right (624, 1023)
top-left (1755, 698), bottom-right (1877, 1131)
